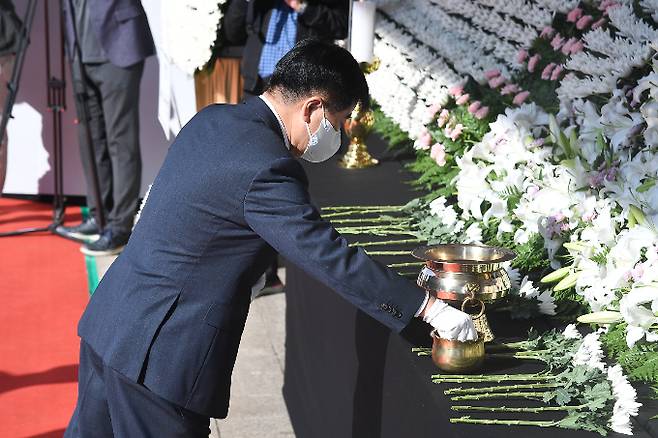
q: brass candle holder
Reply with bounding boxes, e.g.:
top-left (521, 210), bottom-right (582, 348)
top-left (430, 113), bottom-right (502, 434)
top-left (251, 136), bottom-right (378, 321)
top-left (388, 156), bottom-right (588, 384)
top-left (339, 60), bottom-right (380, 169)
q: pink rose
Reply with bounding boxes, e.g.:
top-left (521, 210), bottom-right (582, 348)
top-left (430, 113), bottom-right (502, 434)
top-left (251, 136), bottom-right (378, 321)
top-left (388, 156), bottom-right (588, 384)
top-left (591, 18), bottom-right (607, 29)
top-left (437, 109), bottom-right (450, 127)
top-left (576, 15), bottom-right (594, 30)
top-left (448, 85), bottom-right (464, 97)
top-left (566, 7), bottom-right (583, 22)
top-left (540, 26), bottom-right (555, 39)
top-left (541, 63), bottom-right (556, 80)
top-left (569, 41), bottom-right (584, 54)
top-left (416, 129), bottom-right (431, 150)
top-left (513, 91), bottom-right (530, 105)
top-left (550, 65), bottom-right (564, 81)
top-left (455, 93), bottom-right (470, 105)
top-left (430, 143), bottom-right (447, 166)
top-left (550, 35), bottom-right (564, 50)
top-left (501, 83), bottom-right (520, 95)
top-left (527, 54), bottom-right (541, 73)
top-left (449, 124), bottom-right (464, 141)
top-left (474, 106), bottom-right (489, 120)
top-left (427, 103), bottom-right (442, 118)
top-left (484, 69), bottom-right (501, 79)
top-left (468, 101), bottom-right (482, 114)
top-left (488, 76), bottom-right (506, 89)
top-left (516, 49), bottom-right (528, 63)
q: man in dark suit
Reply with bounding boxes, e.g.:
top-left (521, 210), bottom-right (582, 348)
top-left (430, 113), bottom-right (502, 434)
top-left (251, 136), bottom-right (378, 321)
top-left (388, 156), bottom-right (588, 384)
top-left (0, 0), bottom-right (21, 193)
top-left (64, 40), bottom-right (476, 437)
top-left (58, 0), bottom-right (155, 255)
top-left (224, 0), bottom-right (349, 97)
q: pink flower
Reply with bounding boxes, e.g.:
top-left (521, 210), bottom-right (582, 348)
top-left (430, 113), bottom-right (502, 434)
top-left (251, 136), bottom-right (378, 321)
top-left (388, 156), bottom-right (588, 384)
top-left (488, 76), bottom-right (506, 89)
top-left (566, 7), bottom-right (583, 22)
top-left (599, 0), bottom-right (615, 10)
top-left (591, 17), bottom-right (607, 29)
top-left (474, 106), bottom-right (489, 120)
top-left (448, 85), bottom-right (464, 97)
top-left (540, 26), bottom-right (555, 39)
top-left (437, 109), bottom-right (450, 128)
top-left (526, 184), bottom-right (540, 198)
top-left (430, 143), bottom-right (447, 166)
top-left (561, 37), bottom-right (578, 55)
top-left (449, 124), bottom-right (464, 141)
top-left (576, 15), bottom-right (594, 30)
top-left (484, 69), bottom-right (501, 79)
top-left (541, 63), bottom-right (556, 80)
top-left (427, 103), bottom-right (442, 118)
top-left (513, 91), bottom-right (530, 105)
top-left (468, 101), bottom-right (482, 114)
top-left (416, 129), bottom-right (432, 150)
top-left (455, 93), bottom-right (470, 105)
top-left (550, 65), bottom-right (564, 81)
top-left (516, 49), bottom-right (528, 63)
top-left (527, 54), bottom-right (541, 73)
top-left (501, 83), bottom-right (520, 95)
top-left (569, 41), bottom-right (584, 54)
top-left (550, 35), bottom-right (564, 50)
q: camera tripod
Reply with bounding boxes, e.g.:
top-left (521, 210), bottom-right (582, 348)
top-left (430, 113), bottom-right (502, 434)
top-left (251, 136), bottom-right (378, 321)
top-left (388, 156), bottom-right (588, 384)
top-left (0, 0), bottom-right (105, 238)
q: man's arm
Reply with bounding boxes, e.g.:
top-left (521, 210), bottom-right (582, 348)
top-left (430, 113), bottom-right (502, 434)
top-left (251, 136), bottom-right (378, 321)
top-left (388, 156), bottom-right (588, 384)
top-left (286, 0), bottom-right (350, 40)
top-left (243, 157), bottom-right (426, 332)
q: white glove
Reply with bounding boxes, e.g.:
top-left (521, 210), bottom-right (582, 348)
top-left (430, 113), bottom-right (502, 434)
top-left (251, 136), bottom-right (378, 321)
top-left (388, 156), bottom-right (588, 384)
top-left (423, 299), bottom-right (478, 342)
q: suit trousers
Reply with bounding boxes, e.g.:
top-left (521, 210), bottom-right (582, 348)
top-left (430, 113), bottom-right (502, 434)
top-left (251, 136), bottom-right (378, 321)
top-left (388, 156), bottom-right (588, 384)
top-left (72, 60), bottom-right (144, 234)
top-left (64, 341), bottom-right (210, 438)
top-left (0, 54), bottom-right (13, 193)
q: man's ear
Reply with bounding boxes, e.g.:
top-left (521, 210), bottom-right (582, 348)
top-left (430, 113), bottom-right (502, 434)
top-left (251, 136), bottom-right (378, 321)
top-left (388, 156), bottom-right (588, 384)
top-left (302, 96), bottom-right (323, 123)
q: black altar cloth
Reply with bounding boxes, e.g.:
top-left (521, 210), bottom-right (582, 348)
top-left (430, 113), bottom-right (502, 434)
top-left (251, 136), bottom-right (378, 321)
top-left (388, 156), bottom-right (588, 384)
top-left (282, 135), bottom-right (658, 438)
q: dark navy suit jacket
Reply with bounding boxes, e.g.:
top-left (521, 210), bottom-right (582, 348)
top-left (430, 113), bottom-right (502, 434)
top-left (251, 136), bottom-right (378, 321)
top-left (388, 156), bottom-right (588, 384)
top-left (78, 97), bottom-right (426, 418)
top-left (62, 0), bottom-right (154, 67)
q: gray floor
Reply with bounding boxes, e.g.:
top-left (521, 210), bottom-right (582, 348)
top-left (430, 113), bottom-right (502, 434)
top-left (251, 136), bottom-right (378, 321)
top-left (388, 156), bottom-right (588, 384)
top-left (95, 255), bottom-right (294, 438)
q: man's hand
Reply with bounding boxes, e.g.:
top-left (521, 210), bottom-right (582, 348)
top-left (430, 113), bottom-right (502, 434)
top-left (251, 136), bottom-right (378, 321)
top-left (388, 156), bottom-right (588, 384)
top-left (419, 296), bottom-right (477, 342)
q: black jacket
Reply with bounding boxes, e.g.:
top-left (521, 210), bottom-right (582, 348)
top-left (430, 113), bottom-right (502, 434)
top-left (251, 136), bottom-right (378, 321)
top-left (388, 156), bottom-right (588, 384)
top-left (77, 97), bottom-right (424, 418)
top-left (224, 0), bottom-right (349, 93)
top-left (0, 0), bottom-right (22, 56)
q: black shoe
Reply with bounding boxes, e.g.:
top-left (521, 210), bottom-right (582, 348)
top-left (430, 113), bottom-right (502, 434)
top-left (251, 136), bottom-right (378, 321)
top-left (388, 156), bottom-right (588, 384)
top-left (57, 217), bottom-right (100, 241)
top-left (80, 229), bottom-right (130, 256)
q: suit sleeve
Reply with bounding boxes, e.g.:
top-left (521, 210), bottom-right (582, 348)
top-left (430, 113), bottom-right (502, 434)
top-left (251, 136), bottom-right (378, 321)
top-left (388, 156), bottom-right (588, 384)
top-left (223, 0), bottom-right (248, 45)
top-left (243, 157), bottom-right (425, 332)
top-left (298, 0), bottom-right (349, 40)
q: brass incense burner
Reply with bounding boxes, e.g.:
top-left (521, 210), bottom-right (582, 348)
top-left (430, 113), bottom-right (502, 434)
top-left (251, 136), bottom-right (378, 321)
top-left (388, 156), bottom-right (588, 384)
top-left (412, 244), bottom-right (516, 303)
top-left (431, 330), bottom-right (485, 373)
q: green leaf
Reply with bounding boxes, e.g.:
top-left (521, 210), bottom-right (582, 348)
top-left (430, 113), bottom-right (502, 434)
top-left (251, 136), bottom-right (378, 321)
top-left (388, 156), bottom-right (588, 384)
top-left (555, 387), bottom-right (572, 405)
top-left (637, 179), bottom-right (656, 193)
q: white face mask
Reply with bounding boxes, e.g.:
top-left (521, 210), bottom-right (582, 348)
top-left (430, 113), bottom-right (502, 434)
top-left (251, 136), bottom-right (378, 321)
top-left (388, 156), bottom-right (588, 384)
top-left (301, 106), bottom-right (341, 163)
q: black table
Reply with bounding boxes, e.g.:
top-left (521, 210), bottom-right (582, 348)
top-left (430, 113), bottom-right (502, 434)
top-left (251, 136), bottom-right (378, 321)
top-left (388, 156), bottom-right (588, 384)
top-left (282, 135), bottom-right (658, 438)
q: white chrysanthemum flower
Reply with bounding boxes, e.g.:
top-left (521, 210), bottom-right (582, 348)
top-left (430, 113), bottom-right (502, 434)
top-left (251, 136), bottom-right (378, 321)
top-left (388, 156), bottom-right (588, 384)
top-left (505, 263), bottom-right (522, 290)
top-left (562, 323), bottom-right (582, 340)
top-left (607, 364), bottom-right (642, 435)
top-left (572, 331), bottom-right (606, 371)
top-left (462, 223), bottom-right (483, 244)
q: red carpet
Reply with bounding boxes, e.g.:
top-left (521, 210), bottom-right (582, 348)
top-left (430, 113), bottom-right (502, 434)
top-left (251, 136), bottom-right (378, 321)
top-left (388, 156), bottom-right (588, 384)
top-left (0, 198), bottom-right (89, 438)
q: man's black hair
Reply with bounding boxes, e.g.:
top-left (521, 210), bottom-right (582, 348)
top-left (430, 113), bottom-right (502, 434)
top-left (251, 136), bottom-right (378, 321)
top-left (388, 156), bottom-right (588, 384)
top-left (266, 39), bottom-right (369, 113)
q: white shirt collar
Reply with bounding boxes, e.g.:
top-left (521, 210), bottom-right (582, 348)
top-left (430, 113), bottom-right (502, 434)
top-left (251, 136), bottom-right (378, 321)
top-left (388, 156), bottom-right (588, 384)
top-left (259, 95), bottom-right (291, 150)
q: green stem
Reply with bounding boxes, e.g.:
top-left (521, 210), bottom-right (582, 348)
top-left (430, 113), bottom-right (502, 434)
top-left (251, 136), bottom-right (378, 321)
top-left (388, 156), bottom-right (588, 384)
top-left (388, 262), bottom-right (425, 268)
top-left (398, 271), bottom-right (419, 277)
top-left (349, 238), bottom-right (423, 247)
top-left (450, 416), bottom-right (558, 428)
top-left (432, 373), bottom-right (553, 382)
top-left (452, 405), bottom-right (586, 413)
top-left (322, 208), bottom-right (403, 218)
top-left (330, 218), bottom-right (407, 225)
top-left (487, 353), bottom-right (545, 361)
top-left (451, 392), bottom-right (549, 401)
top-left (445, 383), bottom-right (560, 395)
top-left (321, 205), bottom-right (404, 211)
top-left (365, 250), bottom-right (412, 256)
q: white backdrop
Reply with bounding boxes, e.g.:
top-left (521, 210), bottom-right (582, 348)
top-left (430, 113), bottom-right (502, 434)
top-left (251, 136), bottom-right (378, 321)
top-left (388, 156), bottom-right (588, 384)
top-left (4, 1), bottom-right (196, 198)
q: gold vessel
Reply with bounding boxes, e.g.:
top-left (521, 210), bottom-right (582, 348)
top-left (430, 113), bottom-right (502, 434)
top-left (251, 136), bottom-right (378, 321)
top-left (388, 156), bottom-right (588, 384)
top-left (431, 330), bottom-right (485, 373)
top-left (412, 244), bottom-right (516, 303)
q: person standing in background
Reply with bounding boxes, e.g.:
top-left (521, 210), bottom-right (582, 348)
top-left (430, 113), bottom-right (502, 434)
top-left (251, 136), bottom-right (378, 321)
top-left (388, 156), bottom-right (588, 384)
top-left (0, 0), bottom-right (21, 193)
top-left (224, 0), bottom-right (349, 292)
top-left (58, 0), bottom-right (155, 256)
top-left (224, 0), bottom-right (349, 98)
